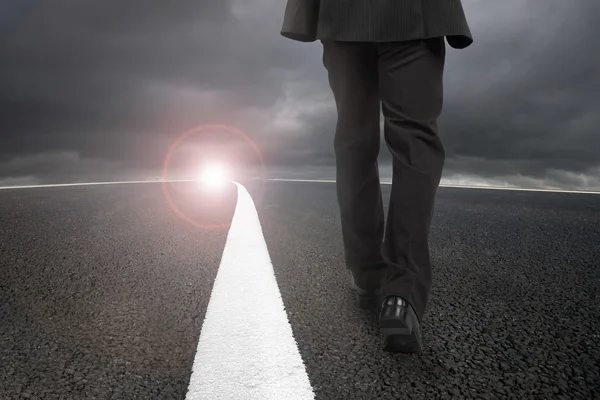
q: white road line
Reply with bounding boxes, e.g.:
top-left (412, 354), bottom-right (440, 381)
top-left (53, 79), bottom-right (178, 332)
top-left (0, 179), bottom-right (185, 190)
top-left (185, 182), bottom-right (314, 400)
top-left (2, 177), bottom-right (598, 195)
top-left (269, 178), bottom-right (337, 184)
top-left (268, 178), bottom-right (600, 195)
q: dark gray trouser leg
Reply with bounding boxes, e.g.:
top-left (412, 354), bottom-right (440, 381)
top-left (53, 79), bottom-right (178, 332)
top-left (321, 40), bottom-right (389, 291)
top-left (321, 38), bottom-right (446, 319)
top-left (377, 37), bottom-right (446, 320)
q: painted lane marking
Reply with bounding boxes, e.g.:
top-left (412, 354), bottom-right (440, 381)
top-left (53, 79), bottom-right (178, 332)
top-left (185, 182), bottom-right (314, 400)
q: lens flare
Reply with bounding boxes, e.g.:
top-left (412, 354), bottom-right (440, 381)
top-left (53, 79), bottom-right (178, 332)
top-left (161, 124), bottom-right (267, 230)
top-left (198, 163), bottom-right (229, 189)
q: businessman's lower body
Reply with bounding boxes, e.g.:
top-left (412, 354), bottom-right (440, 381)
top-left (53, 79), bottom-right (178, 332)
top-left (321, 37), bottom-right (446, 353)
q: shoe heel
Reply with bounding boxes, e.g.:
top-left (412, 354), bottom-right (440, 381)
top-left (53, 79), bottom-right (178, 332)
top-left (382, 333), bottom-right (423, 354)
top-left (379, 305), bottom-right (423, 354)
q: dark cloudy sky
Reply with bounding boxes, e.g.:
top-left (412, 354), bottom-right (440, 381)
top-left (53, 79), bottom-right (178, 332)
top-left (1, 0), bottom-right (599, 190)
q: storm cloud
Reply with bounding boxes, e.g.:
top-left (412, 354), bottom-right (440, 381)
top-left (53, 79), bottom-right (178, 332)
top-left (1, 0), bottom-right (599, 190)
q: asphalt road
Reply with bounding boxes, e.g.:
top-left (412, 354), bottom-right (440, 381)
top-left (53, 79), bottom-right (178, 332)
top-left (1, 180), bottom-right (599, 399)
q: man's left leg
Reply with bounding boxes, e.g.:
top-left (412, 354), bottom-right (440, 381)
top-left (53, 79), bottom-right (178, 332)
top-left (321, 41), bottom-right (389, 304)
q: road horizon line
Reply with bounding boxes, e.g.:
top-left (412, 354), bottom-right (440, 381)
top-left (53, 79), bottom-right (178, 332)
top-left (1, 178), bottom-right (599, 195)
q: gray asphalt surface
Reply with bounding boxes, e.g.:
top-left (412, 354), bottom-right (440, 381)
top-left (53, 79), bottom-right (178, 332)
top-left (1, 180), bottom-right (599, 399)
top-left (0, 182), bottom-right (237, 399)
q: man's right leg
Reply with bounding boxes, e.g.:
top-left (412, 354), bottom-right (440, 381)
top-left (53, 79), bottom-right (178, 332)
top-left (374, 38), bottom-right (446, 353)
top-left (321, 40), bottom-right (388, 293)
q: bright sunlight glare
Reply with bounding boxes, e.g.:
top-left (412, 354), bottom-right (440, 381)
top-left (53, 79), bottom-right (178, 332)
top-left (198, 163), bottom-right (229, 189)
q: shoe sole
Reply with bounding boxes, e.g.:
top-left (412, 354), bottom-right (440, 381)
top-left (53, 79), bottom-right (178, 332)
top-left (379, 305), bottom-right (423, 354)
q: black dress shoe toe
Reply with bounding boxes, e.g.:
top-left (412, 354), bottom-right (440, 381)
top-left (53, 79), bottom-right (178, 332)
top-left (378, 296), bottom-right (423, 354)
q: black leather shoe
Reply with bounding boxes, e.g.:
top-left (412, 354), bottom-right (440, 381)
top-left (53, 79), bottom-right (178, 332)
top-left (378, 296), bottom-right (423, 354)
top-left (350, 276), bottom-right (382, 311)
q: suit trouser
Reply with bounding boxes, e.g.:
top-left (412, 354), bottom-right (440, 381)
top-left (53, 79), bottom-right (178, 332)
top-left (321, 38), bottom-right (446, 321)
